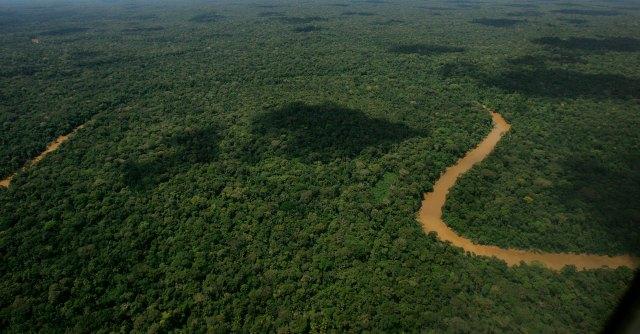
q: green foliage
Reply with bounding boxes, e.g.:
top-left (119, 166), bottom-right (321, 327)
top-left (532, 37), bottom-right (640, 52)
top-left (552, 9), bottom-right (620, 16)
top-left (0, 0), bottom-right (638, 332)
top-left (293, 25), bottom-right (322, 33)
top-left (372, 172), bottom-right (398, 203)
top-left (389, 44), bottom-right (465, 56)
top-left (190, 13), bottom-right (226, 23)
top-left (472, 18), bottom-right (522, 27)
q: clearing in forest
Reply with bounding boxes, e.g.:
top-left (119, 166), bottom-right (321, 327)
top-left (0, 125), bottom-right (84, 188)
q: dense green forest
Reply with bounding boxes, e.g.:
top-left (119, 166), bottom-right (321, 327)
top-left (1, 0), bottom-right (639, 331)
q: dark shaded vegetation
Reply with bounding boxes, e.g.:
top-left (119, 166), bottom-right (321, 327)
top-left (556, 153), bottom-right (640, 248)
top-left (122, 26), bottom-right (164, 33)
top-left (559, 18), bottom-right (588, 25)
top-left (342, 11), bottom-right (375, 16)
top-left (441, 56), bottom-right (640, 99)
top-left (189, 12), bottom-right (225, 23)
top-left (389, 44), bottom-right (464, 56)
top-left (503, 3), bottom-right (538, 8)
top-left (439, 61), bottom-right (483, 78)
top-left (39, 27), bottom-right (88, 36)
top-left (372, 19), bottom-right (404, 25)
top-left (553, 9), bottom-right (620, 16)
top-left (70, 50), bottom-right (102, 60)
top-left (555, 2), bottom-right (589, 7)
top-left (0, 65), bottom-right (40, 78)
top-left (507, 10), bottom-right (543, 17)
top-left (507, 55), bottom-right (548, 66)
top-left (473, 18), bottom-right (522, 27)
top-left (488, 66), bottom-right (639, 99)
top-left (454, 3), bottom-right (481, 9)
top-left (254, 4), bottom-right (286, 8)
top-left (277, 16), bottom-right (328, 24)
top-left (293, 25), bottom-right (323, 33)
top-left (603, 273), bottom-right (640, 334)
top-left (418, 6), bottom-right (455, 10)
top-left (615, 4), bottom-right (640, 11)
top-left (252, 102), bottom-right (422, 162)
top-left (445, 0), bottom-right (481, 8)
top-left (258, 11), bottom-right (284, 17)
top-left (124, 126), bottom-right (219, 189)
top-left (70, 52), bottom-right (131, 70)
top-left (131, 14), bottom-right (157, 20)
top-left (532, 37), bottom-right (640, 52)
top-left (508, 53), bottom-right (584, 66)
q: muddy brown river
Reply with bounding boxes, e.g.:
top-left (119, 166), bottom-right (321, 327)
top-left (417, 109), bottom-right (638, 270)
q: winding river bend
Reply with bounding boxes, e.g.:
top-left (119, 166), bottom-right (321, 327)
top-left (0, 124), bottom-right (84, 188)
top-left (417, 108), bottom-right (638, 270)
top-left (2, 110), bottom-right (637, 270)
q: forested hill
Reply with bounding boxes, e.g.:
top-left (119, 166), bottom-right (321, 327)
top-left (1, 0), bottom-right (639, 332)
